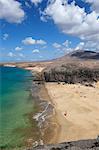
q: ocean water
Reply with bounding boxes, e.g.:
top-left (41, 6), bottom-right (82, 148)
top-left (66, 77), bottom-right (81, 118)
top-left (0, 66), bottom-right (39, 148)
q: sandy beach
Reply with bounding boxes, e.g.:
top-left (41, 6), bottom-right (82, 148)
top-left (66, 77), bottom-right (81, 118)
top-left (25, 66), bottom-right (45, 73)
top-left (45, 82), bottom-right (99, 143)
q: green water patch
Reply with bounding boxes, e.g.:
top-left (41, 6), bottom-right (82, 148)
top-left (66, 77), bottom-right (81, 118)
top-left (0, 66), bottom-right (41, 149)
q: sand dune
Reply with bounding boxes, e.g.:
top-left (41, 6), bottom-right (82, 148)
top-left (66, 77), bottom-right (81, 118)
top-left (45, 82), bottom-right (99, 143)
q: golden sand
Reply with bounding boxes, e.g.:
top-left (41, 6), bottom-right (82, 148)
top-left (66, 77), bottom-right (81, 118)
top-left (45, 82), bottom-right (99, 143)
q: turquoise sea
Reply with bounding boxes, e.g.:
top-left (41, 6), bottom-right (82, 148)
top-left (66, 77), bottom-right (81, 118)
top-left (0, 66), bottom-right (39, 149)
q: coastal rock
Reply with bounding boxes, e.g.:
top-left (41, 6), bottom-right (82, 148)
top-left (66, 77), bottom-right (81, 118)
top-left (32, 137), bottom-right (99, 150)
top-left (43, 64), bottom-right (99, 84)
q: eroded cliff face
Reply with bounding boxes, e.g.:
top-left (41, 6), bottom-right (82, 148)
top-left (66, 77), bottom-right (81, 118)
top-left (42, 64), bottom-right (99, 84)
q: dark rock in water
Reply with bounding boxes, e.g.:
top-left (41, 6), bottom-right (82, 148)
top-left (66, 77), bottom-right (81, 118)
top-left (31, 137), bottom-right (99, 150)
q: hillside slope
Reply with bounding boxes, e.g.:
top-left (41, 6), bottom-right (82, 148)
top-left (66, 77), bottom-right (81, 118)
top-left (42, 51), bottom-right (99, 84)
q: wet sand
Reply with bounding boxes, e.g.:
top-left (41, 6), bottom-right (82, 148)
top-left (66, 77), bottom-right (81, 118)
top-left (45, 82), bottom-right (99, 143)
top-left (37, 82), bottom-right (60, 144)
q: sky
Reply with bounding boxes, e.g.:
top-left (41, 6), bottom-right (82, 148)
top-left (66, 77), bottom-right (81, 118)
top-left (0, 0), bottom-right (99, 62)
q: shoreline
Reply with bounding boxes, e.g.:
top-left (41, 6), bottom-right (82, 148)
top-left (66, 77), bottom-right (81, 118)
top-left (32, 80), bottom-right (60, 145)
top-left (38, 82), bottom-right (60, 144)
top-left (24, 65), bottom-right (99, 144)
top-left (27, 66), bottom-right (60, 145)
top-left (0, 66), bottom-right (42, 150)
top-left (24, 66), bottom-right (60, 147)
top-left (2, 65), bottom-right (99, 147)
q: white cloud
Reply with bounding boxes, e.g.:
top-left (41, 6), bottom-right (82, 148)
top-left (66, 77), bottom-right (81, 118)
top-left (15, 46), bottom-right (23, 51)
top-left (75, 41), bottom-right (99, 51)
top-left (0, 0), bottom-right (25, 23)
top-left (53, 40), bottom-right (72, 52)
top-left (84, 41), bottom-right (99, 51)
top-left (32, 49), bottom-right (40, 53)
top-left (63, 40), bottom-right (71, 47)
top-left (22, 37), bottom-right (46, 45)
top-left (8, 52), bottom-right (15, 57)
top-left (63, 47), bottom-right (73, 54)
top-left (85, 0), bottom-right (99, 13)
top-left (53, 42), bottom-right (61, 49)
top-left (22, 37), bottom-right (35, 45)
top-left (75, 42), bottom-right (85, 50)
top-left (18, 53), bottom-right (25, 57)
top-left (25, 1), bottom-right (31, 8)
top-left (31, 0), bottom-right (42, 5)
top-left (41, 0), bottom-right (99, 43)
top-left (36, 39), bottom-right (46, 45)
top-left (3, 33), bottom-right (9, 40)
top-left (8, 52), bottom-right (25, 58)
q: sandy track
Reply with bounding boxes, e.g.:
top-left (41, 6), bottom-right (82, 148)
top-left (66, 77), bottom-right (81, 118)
top-left (45, 82), bottom-right (99, 143)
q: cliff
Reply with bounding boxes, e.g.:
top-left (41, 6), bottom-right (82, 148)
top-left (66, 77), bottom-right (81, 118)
top-left (42, 64), bottom-right (99, 84)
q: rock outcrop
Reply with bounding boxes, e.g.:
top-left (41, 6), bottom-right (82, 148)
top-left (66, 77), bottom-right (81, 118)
top-left (31, 137), bottom-right (99, 150)
top-left (42, 64), bottom-right (99, 84)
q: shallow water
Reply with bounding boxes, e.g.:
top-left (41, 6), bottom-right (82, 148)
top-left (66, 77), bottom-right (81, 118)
top-left (0, 66), bottom-right (38, 148)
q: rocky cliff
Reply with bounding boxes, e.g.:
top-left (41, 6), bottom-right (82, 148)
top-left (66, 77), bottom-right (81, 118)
top-left (42, 64), bottom-right (99, 84)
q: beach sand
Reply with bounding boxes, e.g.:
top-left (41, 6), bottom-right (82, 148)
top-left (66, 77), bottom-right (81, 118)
top-left (38, 83), bottom-right (60, 144)
top-left (25, 66), bottom-right (45, 72)
top-left (45, 82), bottom-right (99, 143)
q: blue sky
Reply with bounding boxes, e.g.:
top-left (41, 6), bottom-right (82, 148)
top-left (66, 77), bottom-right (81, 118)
top-left (0, 0), bottom-right (99, 62)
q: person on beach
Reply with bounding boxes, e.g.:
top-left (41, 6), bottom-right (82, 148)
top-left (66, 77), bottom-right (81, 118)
top-left (64, 111), bottom-right (67, 117)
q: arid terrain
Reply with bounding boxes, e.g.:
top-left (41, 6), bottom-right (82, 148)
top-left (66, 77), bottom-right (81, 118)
top-left (1, 50), bottom-right (99, 149)
top-left (1, 50), bottom-right (99, 70)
